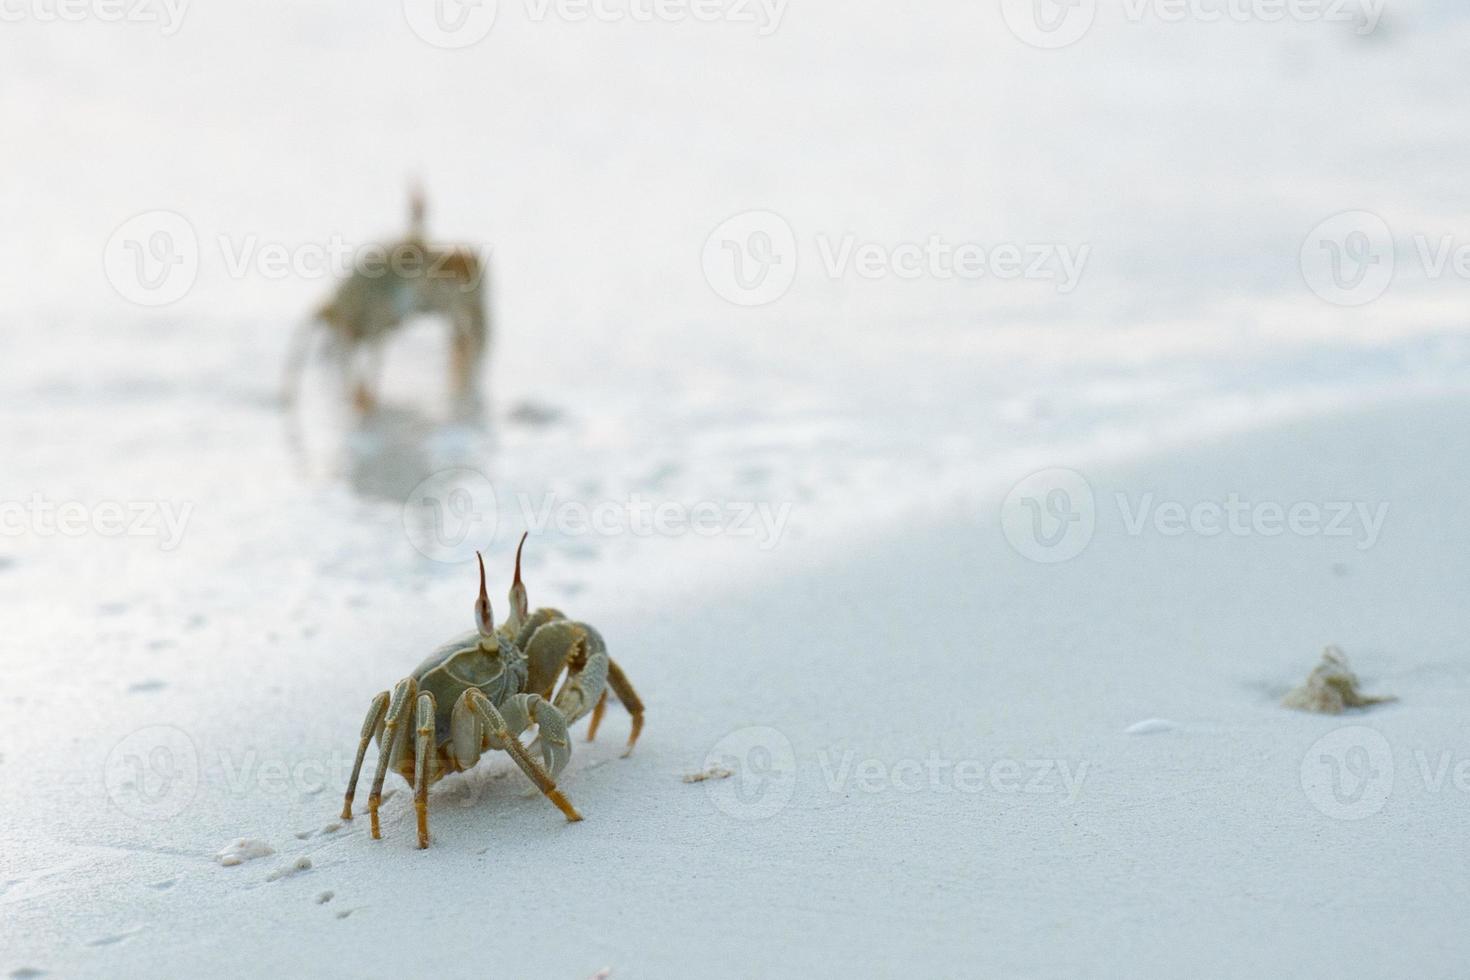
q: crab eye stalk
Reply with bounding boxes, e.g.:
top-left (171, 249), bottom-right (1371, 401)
top-left (507, 532), bottom-right (529, 632)
top-left (474, 551), bottom-right (494, 636)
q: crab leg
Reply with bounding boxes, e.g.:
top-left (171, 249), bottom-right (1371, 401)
top-left (504, 693), bottom-right (574, 778)
top-left (368, 676), bottom-right (417, 840)
top-left (605, 658), bottom-right (645, 757)
top-left (584, 690), bottom-right (608, 742)
top-left (465, 689), bottom-right (582, 823)
top-left (341, 690), bottom-right (390, 820)
top-left (530, 623), bottom-right (607, 726)
top-left (413, 692), bottom-right (438, 849)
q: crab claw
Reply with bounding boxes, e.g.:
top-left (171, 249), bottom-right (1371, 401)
top-left (474, 551), bottom-right (494, 636)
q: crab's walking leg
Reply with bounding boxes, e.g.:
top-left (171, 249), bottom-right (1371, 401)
top-left (466, 690), bottom-right (583, 823)
top-left (413, 692), bottom-right (438, 849)
top-left (505, 693), bottom-right (574, 777)
top-left (605, 659), bottom-right (645, 757)
top-left (368, 677), bottom-right (417, 840)
top-left (585, 690), bottom-right (608, 742)
top-left (341, 691), bottom-right (390, 820)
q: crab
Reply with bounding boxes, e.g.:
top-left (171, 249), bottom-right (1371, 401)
top-left (340, 535), bottom-right (644, 848)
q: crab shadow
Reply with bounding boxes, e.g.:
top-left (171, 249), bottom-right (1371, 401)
top-left (284, 395), bottom-right (497, 505)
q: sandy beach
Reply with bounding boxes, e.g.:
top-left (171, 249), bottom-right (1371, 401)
top-left (6, 1), bottom-right (1470, 976)
top-left (4, 392), bottom-right (1468, 978)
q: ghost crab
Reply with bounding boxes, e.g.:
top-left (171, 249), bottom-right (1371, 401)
top-left (341, 534), bottom-right (644, 848)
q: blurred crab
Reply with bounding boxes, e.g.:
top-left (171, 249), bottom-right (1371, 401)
top-left (341, 534), bottom-right (644, 848)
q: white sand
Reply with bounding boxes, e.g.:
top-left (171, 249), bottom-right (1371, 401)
top-left (5, 3), bottom-right (1470, 977)
top-left (5, 395), bottom-right (1469, 978)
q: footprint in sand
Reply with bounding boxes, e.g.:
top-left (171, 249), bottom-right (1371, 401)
top-left (126, 679), bottom-right (168, 694)
top-left (266, 857), bottom-right (312, 882)
top-left (87, 925), bottom-right (144, 947)
top-left (215, 839), bottom-right (274, 867)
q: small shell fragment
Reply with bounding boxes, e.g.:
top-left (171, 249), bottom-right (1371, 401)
top-left (682, 766), bottom-right (733, 783)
